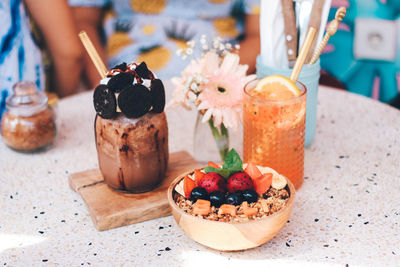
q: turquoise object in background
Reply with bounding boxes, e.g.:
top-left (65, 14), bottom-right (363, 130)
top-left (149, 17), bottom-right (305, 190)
top-left (256, 56), bottom-right (320, 147)
top-left (321, 0), bottom-right (400, 103)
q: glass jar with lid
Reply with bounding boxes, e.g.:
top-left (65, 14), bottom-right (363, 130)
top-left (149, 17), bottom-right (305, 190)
top-left (1, 81), bottom-right (57, 152)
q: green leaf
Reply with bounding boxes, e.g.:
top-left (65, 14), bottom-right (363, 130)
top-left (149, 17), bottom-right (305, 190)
top-left (204, 166), bottom-right (239, 179)
top-left (216, 169), bottom-right (234, 179)
top-left (204, 166), bottom-right (220, 173)
top-left (203, 149), bottom-right (244, 179)
top-left (222, 149), bottom-right (243, 171)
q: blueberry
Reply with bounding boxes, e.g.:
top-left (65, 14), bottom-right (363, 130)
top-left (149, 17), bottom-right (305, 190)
top-left (190, 187), bottom-right (209, 202)
top-left (209, 191), bottom-right (225, 208)
top-left (262, 192), bottom-right (271, 199)
top-left (242, 189), bottom-right (258, 203)
top-left (225, 191), bottom-right (244, 206)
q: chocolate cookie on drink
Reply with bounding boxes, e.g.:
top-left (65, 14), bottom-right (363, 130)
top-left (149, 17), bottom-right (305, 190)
top-left (93, 85), bottom-right (117, 119)
top-left (135, 62), bottom-right (151, 79)
top-left (150, 79), bottom-right (165, 113)
top-left (112, 62), bottom-right (128, 71)
top-left (118, 84), bottom-right (152, 118)
top-left (107, 72), bottom-right (134, 93)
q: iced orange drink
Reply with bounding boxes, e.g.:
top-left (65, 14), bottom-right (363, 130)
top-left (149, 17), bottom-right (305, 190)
top-left (243, 75), bottom-right (306, 189)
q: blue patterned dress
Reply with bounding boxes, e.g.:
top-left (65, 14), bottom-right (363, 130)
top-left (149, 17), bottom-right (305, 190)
top-left (0, 0), bottom-right (44, 118)
top-left (69, 0), bottom-right (260, 79)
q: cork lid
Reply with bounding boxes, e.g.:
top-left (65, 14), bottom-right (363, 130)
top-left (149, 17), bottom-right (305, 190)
top-left (6, 81), bottom-right (48, 117)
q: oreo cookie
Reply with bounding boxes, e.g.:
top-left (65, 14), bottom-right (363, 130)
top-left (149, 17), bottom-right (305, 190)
top-left (150, 79), bottom-right (165, 113)
top-left (135, 62), bottom-right (151, 79)
top-left (93, 85), bottom-right (117, 119)
top-left (107, 72), bottom-right (134, 93)
top-left (118, 84), bottom-right (152, 118)
top-left (112, 62), bottom-right (128, 71)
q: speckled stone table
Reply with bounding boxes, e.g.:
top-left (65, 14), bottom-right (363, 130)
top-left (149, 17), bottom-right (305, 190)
top-left (1, 85), bottom-right (399, 266)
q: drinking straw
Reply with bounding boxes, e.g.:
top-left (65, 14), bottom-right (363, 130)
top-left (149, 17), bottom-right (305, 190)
top-left (290, 27), bottom-right (317, 81)
top-left (309, 7), bottom-right (347, 65)
top-left (78, 31), bottom-right (107, 78)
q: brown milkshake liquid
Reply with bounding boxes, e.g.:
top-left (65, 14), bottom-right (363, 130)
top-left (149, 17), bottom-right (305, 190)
top-left (95, 112), bottom-right (169, 193)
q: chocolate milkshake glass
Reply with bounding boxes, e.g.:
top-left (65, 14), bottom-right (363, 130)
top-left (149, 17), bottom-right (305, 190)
top-left (95, 113), bottom-right (168, 193)
top-left (93, 62), bottom-right (168, 193)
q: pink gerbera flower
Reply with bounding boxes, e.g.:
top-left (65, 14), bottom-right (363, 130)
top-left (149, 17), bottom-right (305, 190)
top-left (198, 51), bottom-right (256, 130)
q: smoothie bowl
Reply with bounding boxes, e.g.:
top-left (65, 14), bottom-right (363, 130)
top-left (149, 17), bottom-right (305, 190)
top-left (167, 149), bottom-right (295, 251)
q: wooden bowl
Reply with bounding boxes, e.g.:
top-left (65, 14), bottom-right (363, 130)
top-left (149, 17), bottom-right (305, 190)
top-left (167, 169), bottom-right (296, 251)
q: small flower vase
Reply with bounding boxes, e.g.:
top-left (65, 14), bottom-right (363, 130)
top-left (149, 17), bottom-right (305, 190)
top-left (193, 112), bottom-right (242, 163)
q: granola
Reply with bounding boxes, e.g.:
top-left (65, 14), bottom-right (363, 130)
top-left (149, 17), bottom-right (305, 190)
top-left (175, 186), bottom-right (290, 222)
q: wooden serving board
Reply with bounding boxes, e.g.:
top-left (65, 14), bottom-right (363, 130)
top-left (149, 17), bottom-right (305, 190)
top-left (69, 151), bottom-right (201, 231)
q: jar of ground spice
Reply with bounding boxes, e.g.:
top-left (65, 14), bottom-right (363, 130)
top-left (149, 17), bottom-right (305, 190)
top-left (1, 82), bottom-right (56, 152)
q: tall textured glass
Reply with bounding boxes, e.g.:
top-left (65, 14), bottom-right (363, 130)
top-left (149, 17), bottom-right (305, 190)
top-left (243, 80), bottom-right (307, 189)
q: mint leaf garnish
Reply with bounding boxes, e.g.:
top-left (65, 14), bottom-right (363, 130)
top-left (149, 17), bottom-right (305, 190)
top-left (222, 149), bottom-right (243, 171)
top-left (216, 169), bottom-right (234, 179)
top-left (203, 166), bottom-right (219, 173)
top-left (203, 149), bottom-right (243, 179)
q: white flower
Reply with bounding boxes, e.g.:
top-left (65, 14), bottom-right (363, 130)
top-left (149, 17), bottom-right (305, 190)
top-left (187, 40), bottom-right (195, 47)
top-left (186, 48), bottom-right (193, 55)
top-left (188, 91), bottom-right (197, 102)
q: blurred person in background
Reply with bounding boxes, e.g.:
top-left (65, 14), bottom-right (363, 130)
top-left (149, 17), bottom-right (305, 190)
top-left (0, 0), bottom-right (82, 118)
top-left (69, 0), bottom-right (260, 88)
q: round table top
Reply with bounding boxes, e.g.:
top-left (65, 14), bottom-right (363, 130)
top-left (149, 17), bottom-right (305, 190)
top-left (1, 85), bottom-right (399, 266)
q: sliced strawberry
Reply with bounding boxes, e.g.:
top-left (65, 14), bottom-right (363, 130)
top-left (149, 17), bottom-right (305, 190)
top-left (207, 161), bottom-right (220, 169)
top-left (244, 162), bottom-right (262, 180)
top-left (194, 169), bottom-right (205, 186)
top-left (253, 173), bottom-right (273, 195)
top-left (183, 176), bottom-right (196, 198)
